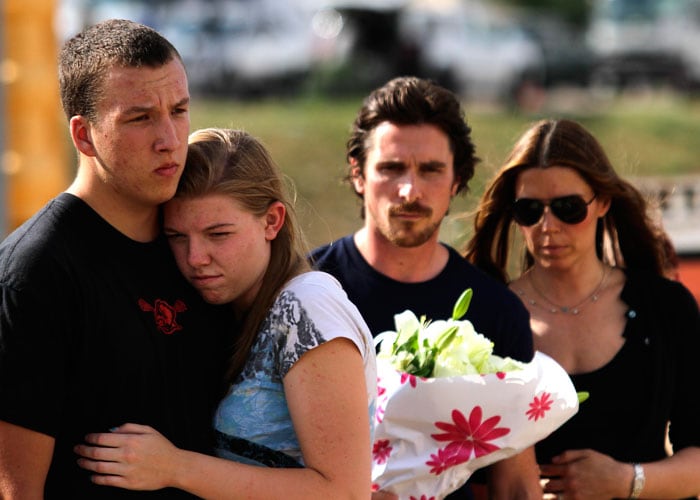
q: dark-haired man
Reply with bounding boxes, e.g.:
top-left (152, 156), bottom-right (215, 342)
top-left (311, 76), bottom-right (540, 499)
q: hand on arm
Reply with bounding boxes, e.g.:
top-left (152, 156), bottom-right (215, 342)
top-left (0, 420), bottom-right (54, 500)
top-left (75, 423), bottom-right (185, 490)
top-left (75, 337), bottom-right (373, 499)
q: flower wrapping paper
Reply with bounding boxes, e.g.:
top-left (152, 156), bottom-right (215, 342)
top-left (371, 351), bottom-right (579, 500)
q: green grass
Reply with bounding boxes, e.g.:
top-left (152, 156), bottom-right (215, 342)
top-left (190, 90), bottom-right (700, 250)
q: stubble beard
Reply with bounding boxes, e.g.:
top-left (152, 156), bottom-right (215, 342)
top-left (382, 217), bottom-right (443, 248)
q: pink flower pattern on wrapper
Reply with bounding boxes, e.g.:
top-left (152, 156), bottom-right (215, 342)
top-left (526, 391), bottom-right (553, 421)
top-left (427, 407), bottom-right (510, 474)
top-left (410, 495), bottom-right (436, 500)
top-left (401, 372), bottom-right (418, 387)
top-left (376, 381), bottom-right (387, 423)
top-left (373, 439), bottom-right (393, 465)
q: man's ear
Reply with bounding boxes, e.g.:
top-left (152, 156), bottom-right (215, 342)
top-left (70, 115), bottom-right (97, 157)
top-left (451, 176), bottom-right (460, 197)
top-left (264, 201), bottom-right (286, 241)
top-left (350, 159), bottom-right (365, 195)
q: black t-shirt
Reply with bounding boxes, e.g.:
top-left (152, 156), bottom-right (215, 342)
top-left (0, 193), bottom-right (234, 498)
top-left (310, 235), bottom-right (534, 361)
top-left (536, 271), bottom-right (700, 467)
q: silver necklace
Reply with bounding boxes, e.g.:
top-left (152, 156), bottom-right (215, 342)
top-left (521, 265), bottom-right (609, 315)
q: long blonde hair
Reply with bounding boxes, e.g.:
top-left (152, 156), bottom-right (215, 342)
top-left (178, 128), bottom-right (311, 383)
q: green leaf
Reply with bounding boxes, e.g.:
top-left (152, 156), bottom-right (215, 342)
top-left (577, 391), bottom-right (590, 403)
top-left (394, 331), bottom-right (419, 356)
top-left (452, 288), bottom-right (473, 320)
top-left (435, 325), bottom-right (459, 351)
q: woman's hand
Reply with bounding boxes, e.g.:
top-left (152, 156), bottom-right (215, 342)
top-left (74, 423), bottom-right (181, 490)
top-left (539, 448), bottom-right (631, 500)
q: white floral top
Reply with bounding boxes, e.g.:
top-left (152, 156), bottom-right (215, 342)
top-left (213, 271), bottom-right (377, 467)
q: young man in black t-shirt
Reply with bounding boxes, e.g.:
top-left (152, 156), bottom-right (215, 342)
top-left (0, 20), bottom-right (232, 498)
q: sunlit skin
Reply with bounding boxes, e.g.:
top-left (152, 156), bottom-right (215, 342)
top-left (68, 59), bottom-right (190, 239)
top-left (514, 166), bottom-right (609, 274)
top-left (163, 194), bottom-right (284, 315)
top-left (353, 122), bottom-right (458, 249)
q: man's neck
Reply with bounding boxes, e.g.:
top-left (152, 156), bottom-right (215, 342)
top-left (67, 179), bottom-right (160, 243)
top-left (353, 227), bottom-right (450, 283)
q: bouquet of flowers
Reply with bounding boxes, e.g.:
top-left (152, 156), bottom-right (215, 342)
top-left (371, 289), bottom-right (581, 500)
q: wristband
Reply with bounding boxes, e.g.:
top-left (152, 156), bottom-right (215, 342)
top-left (629, 463), bottom-right (645, 499)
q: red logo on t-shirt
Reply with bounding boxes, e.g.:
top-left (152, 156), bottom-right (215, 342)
top-left (138, 298), bottom-right (187, 335)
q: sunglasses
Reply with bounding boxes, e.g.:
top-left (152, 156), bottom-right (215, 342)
top-left (512, 194), bottom-right (596, 226)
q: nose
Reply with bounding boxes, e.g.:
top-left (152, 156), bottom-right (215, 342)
top-left (187, 238), bottom-right (211, 267)
top-left (397, 172), bottom-right (421, 202)
top-left (155, 115), bottom-right (182, 153)
top-left (540, 206), bottom-right (559, 231)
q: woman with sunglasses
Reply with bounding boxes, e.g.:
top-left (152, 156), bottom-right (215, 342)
top-left (465, 119), bottom-right (700, 500)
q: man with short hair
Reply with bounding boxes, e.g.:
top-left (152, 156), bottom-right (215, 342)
top-left (0, 19), bottom-right (231, 498)
top-left (311, 76), bottom-right (541, 499)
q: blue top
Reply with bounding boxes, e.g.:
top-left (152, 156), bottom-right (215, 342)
top-left (213, 271), bottom-right (377, 468)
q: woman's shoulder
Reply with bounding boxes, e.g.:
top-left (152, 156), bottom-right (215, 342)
top-left (285, 270), bottom-right (343, 293)
top-left (281, 271), bottom-right (359, 313)
top-left (622, 268), bottom-right (698, 314)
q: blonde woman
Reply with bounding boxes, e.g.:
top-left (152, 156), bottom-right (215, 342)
top-left (76, 128), bottom-right (377, 499)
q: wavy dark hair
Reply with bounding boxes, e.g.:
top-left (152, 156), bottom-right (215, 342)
top-left (177, 128), bottom-right (310, 384)
top-left (464, 118), bottom-right (664, 283)
top-left (345, 76), bottom-right (479, 216)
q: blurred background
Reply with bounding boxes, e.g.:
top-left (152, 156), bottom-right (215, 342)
top-left (2, 0), bottom-right (700, 300)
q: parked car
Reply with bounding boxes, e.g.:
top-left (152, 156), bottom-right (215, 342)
top-left (586, 0), bottom-right (700, 90)
top-left (520, 13), bottom-right (594, 88)
top-left (398, 0), bottom-right (545, 103)
top-left (159, 0), bottom-right (316, 96)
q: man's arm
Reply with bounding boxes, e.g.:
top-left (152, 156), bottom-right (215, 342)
top-left (0, 420), bottom-right (54, 499)
top-left (487, 446), bottom-right (542, 500)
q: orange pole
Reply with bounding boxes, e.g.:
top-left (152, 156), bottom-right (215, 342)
top-left (2, 0), bottom-right (69, 234)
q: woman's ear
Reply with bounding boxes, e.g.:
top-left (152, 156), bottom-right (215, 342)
top-left (596, 195), bottom-right (612, 218)
top-left (264, 201), bottom-right (286, 241)
top-left (70, 116), bottom-right (97, 157)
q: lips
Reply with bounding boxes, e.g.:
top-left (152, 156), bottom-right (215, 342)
top-left (190, 274), bottom-right (222, 287)
top-left (390, 204), bottom-right (431, 219)
top-left (539, 244), bottom-right (566, 256)
top-left (155, 162), bottom-right (180, 177)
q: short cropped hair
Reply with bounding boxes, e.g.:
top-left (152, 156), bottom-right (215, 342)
top-left (59, 19), bottom-right (182, 121)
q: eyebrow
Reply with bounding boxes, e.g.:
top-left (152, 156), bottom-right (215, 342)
top-left (376, 160), bottom-right (448, 168)
top-left (163, 222), bottom-right (236, 233)
top-left (124, 97), bottom-right (190, 115)
top-left (419, 160), bottom-right (448, 169)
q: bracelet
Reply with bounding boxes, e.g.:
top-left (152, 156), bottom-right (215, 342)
top-left (629, 463), bottom-right (645, 499)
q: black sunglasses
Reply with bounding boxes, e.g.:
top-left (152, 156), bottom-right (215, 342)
top-left (512, 194), bottom-right (596, 226)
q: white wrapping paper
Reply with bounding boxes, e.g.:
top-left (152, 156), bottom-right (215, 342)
top-left (371, 351), bottom-right (579, 499)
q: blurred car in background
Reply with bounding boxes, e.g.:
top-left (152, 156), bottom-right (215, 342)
top-left (587, 0), bottom-right (700, 90)
top-left (520, 13), bottom-right (594, 88)
top-left (161, 0), bottom-right (316, 96)
top-left (398, 0), bottom-right (545, 103)
top-left (57, 0), bottom-right (557, 102)
top-left (58, 0), bottom-right (317, 97)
